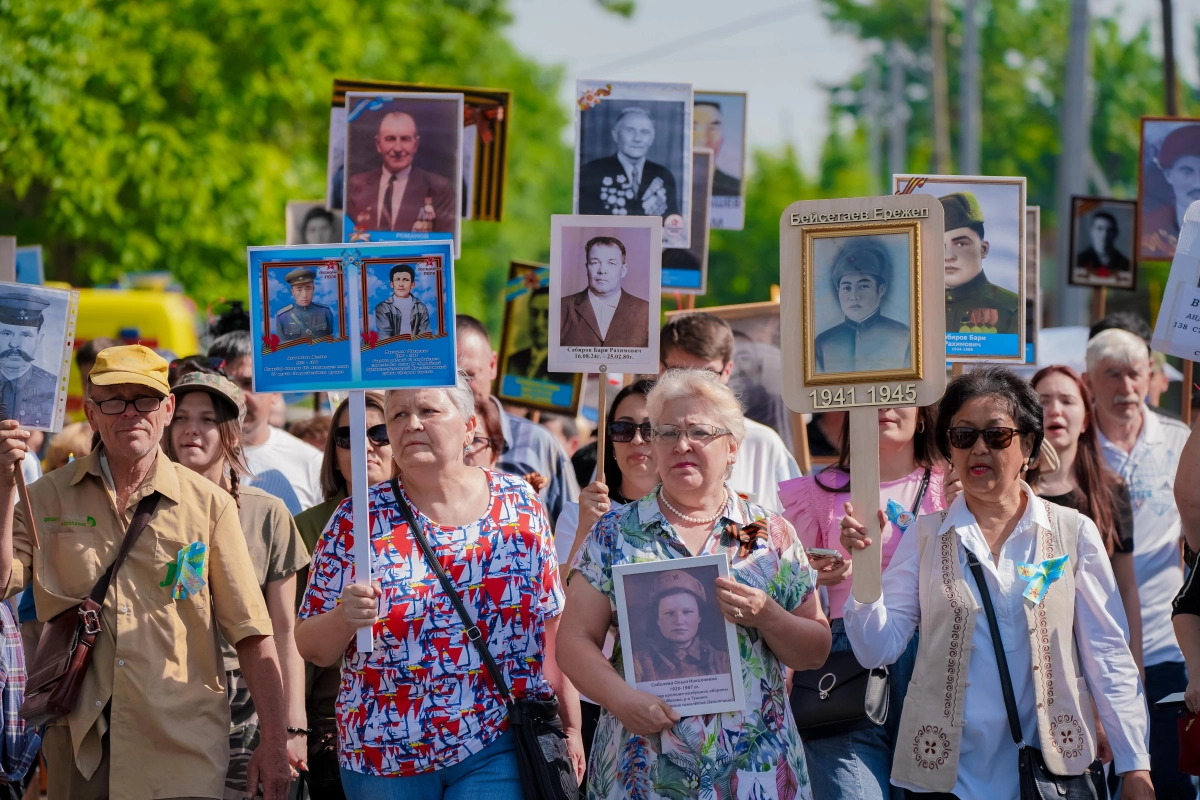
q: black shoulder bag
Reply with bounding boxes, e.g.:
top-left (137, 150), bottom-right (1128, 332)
top-left (390, 478), bottom-right (578, 800)
top-left (788, 467), bottom-right (930, 739)
top-left (965, 549), bottom-right (1106, 800)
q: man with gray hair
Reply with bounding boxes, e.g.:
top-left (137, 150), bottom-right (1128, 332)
top-left (1084, 327), bottom-right (1195, 797)
top-left (579, 107), bottom-right (679, 219)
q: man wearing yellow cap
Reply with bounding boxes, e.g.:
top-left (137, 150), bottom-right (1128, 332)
top-left (940, 191), bottom-right (1020, 336)
top-left (0, 345), bottom-right (292, 799)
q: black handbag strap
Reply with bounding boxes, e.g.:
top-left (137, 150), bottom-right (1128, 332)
top-left (90, 492), bottom-right (161, 605)
top-left (965, 548), bottom-right (1025, 748)
top-left (911, 467), bottom-right (931, 515)
top-left (389, 477), bottom-right (513, 705)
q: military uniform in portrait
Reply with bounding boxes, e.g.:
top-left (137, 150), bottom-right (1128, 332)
top-left (275, 268), bottom-right (335, 343)
top-left (0, 294), bottom-right (56, 428)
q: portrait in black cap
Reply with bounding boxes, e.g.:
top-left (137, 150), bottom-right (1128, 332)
top-left (0, 292), bottom-right (56, 427)
top-left (939, 190), bottom-right (1019, 335)
top-left (275, 267), bottom-right (335, 343)
top-left (629, 567), bottom-right (731, 684)
top-left (813, 236), bottom-right (911, 375)
top-left (1140, 120), bottom-right (1200, 260)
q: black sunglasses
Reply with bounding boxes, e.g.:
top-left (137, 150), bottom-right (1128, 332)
top-left (334, 424), bottom-right (390, 450)
top-left (609, 420), bottom-right (652, 443)
top-left (947, 426), bottom-right (1024, 450)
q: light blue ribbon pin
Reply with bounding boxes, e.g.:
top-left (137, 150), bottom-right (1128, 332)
top-left (1016, 554), bottom-right (1069, 605)
top-left (885, 499), bottom-right (916, 532)
top-left (171, 542), bottom-right (208, 600)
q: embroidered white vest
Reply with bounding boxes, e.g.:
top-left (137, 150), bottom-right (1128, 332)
top-left (891, 501), bottom-right (1096, 792)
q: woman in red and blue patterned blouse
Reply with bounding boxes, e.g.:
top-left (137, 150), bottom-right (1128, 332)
top-left (296, 374), bottom-right (585, 797)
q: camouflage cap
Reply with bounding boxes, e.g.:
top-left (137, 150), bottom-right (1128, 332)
top-left (939, 191), bottom-right (985, 232)
top-left (171, 371), bottom-right (245, 421)
top-left (830, 237), bottom-right (893, 290)
top-left (647, 569), bottom-right (707, 606)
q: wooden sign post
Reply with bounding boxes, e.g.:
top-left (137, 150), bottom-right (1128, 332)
top-left (780, 195), bottom-right (946, 603)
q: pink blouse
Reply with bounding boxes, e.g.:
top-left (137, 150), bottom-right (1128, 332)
top-left (779, 466), bottom-right (947, 618)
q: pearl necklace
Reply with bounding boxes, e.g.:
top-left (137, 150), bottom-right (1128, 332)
top-left (660, 489), bottom-right (726, 525)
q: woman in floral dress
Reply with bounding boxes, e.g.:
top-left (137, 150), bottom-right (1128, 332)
top-left (558, 369), bottom-right (832, 800)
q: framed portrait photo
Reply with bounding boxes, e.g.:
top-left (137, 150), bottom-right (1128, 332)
top-left (0, 282), bottom-right (79, 432)
top-left (495, 261), bottom-right (583, 415)
top-left (286, 201), bottom-right (344, 246)
top-left (342, 91), bottom-right (463, 256)
top-left (662, 148), bottom-right (713, 294)
top-left (327, 79), bottom-right (510, 222)
top-left (1138, 117), bottom-right (1200, 262)
top-left (781, 195), bottom-right (946, 415)
top-left (1025, 206), bottom-right (1041, 364)
top-left (612, 555), bottom-right (746, 717)
top-left (1068, 197), bottom-right (1137, 290)
top-left (574, 80), bottom-right (693, 248)
top-left (894, 174), bottom-right (1027, 362)
top-left (694, 91), bottom-right (747, 231)
top-left (548, 214), bottom-right (662, 375)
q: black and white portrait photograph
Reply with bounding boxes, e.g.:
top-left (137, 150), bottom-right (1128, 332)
top-left (661, 148), bottom-right (713, 294)
top-left (810, 232), bottom-right (915, 378)
top-left (574, 80), bottom-right (692, 248)
top-left (694, 91), bottom-right (747, 231)
top-left (285, 201), bottom-right (344, 246)
top-left (548, 215), bottom-right (662, 375)
top-left (0, 282), bottom-right (79, 432)
top-left (1068, 197), bottom-right (1137, 290)
top-left (343, 92), bottom-right (462, 248)
top-left (613, 555), bottom-right (745, 717)
top-left (1139, 117), bottom-right (1200, 261)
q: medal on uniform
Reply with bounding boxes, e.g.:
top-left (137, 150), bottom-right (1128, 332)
top-left (885, 499), bottom-right (915, 532)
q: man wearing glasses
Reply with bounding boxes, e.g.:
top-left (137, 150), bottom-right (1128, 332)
top-left (0, 345), bottom-right (293, 798)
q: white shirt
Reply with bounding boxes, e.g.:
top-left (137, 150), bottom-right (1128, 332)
top-left (1096, 405), bottom-right (1189, 666)
top-left (376, 165), bottom-right (412, 229)
top-left (843, 485), bottom-right (1150, 800)
top-left (727, 418), bottom-right (801, 513)
top-left (243, 426), bottom-right (324, 515)
top-left (390, 294), bottom-right (415, 336)
top-left (587, 290), bottom-right (621, 339)
top-left (616, 151), bottom-right (646, 189)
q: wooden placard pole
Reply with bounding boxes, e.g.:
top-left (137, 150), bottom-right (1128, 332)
top-left (14, 470), bottom-right (38, 549)
top-left (1090, 287), bottom-right (1106, 323)
top-left (595, 367), bottom-right (608, 484)
top-left (348, 389), bottom-right (373, 654)
top-left (848, 407), bottom-right (882, 603)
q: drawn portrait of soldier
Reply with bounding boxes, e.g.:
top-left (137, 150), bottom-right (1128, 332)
top-left (1140, 120), bottom-right (1200, 261)
top-left (940, 191), bottom-right (1020, 335)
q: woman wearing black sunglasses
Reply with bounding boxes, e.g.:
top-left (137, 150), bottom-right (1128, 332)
top-left (839, 367), bottom-right (1151, 800)
top-left (293, 391), bottom-right (392, 798)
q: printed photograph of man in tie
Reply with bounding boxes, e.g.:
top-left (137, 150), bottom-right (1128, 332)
top-left (343, 93), bottom-right (462, 240)
top-left (559, 235), bottom-right (650, 349)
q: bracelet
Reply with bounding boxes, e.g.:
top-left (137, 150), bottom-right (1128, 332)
top-left (287, 726), bottom-right (310, 736)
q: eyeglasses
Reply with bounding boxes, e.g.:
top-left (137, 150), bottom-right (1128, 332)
top-left (652, 424), bottom-right (730, 447)
top-left (609, 420), bottom-right (652, 443)
top-left (334, 424), bottom-right (390, 450)
top-left (467, 436), bottom-right (496, 453)
top-left (947, 426), bottom-right (1024, 450)
top-left (89, 396), bottom-right (164, 416)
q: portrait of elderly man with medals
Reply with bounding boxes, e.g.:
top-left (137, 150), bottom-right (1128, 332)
top-left (632, 569), bottom-right (731, 684)
top-left (579, 107), bottom-right (680, 220)
top-left (275, 267), bottom-right (335, 342)
top-left (0, 293), bottom-right (56, 427)
top-left (814, 237), bottom-right (911, 375)
top-left (940, 191), bottom-right (1020, 335)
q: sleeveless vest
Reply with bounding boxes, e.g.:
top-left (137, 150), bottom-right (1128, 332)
top-left (892, 500), bottom-right (1097, 792)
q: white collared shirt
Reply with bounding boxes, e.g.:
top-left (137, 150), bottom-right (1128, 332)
top-left (1096, 405), bottom-right (1190, 666)
top-left (587, 290), bottom-right (621, 338)
top-left (843, 484), bottom-right (1150, 800)
top-left (616, 151), bottom-right (645, 189)
top-left (390, 294), bottom-right (415, 336)
top-left (376, 165), bottom-right (412, 228)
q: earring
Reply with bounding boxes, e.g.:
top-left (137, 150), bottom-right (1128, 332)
top-left (917, 422), bottom-right (925, 433)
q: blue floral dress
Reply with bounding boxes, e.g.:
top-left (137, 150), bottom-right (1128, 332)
top-left (572, 488), bottom-right (818, 800)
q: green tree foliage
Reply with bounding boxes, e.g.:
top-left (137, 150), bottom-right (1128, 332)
top-left (0, 0), bottom-right (573, 334)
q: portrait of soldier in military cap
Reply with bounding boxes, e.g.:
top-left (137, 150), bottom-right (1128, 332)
top-left (275, 268), bottom-right (335, 343)
top-left (940, 191), bottom-right (1020, 335)
top-left (373, 263), bottom-right (431, 340)
top-left (0, 292), bottom-right (66, 429)
top-left (630, 569), bottom-right (732, 684)
top-left (1139, 119), bottom-right (1200, 261)
top-left (814, 236), bottom-right (911, 375)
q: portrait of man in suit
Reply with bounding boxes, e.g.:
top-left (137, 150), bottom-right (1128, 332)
top-left (1075, 211), bottom-right (1132, 283)
top-left (506, 286), bottom-right (572, 384)
top-left (560, 236), bottom-right (650, 348)
top-left (373, 264), bottom-right (431, 339)
top-left (345, 111), bottom-right (455, 234)
top-left (578, 108), bottom-right (679, 220)
top-left (693, 101), bottom-right (740, 197)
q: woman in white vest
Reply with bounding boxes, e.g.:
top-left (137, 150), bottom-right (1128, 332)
top-left (839, 367), bottom-right (1152, 800)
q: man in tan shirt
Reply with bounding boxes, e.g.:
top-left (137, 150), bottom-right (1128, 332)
top-left (0, 345), bottom-right (292, 800)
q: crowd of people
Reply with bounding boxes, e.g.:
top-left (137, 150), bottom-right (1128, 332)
top-left (0, 308), bottom-right (1193, 800)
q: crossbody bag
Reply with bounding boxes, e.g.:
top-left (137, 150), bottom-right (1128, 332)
top-left (390, 477), bottom-right (578, 800)
top-left (789, 467), bottom-right (930, 740)
top-left (965, 549), bottom-right (1106, 800)
top-left (21, 492), bottom-right (161, 726)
